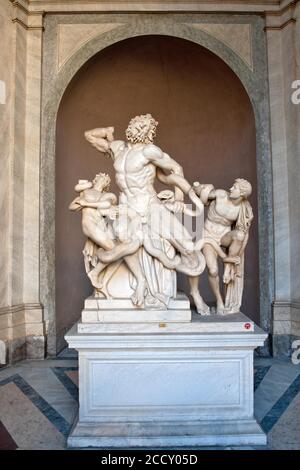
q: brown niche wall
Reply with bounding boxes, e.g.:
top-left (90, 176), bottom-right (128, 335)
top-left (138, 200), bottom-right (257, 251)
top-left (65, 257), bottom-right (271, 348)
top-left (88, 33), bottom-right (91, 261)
top-left (56, 35), bottom-right (258, 350)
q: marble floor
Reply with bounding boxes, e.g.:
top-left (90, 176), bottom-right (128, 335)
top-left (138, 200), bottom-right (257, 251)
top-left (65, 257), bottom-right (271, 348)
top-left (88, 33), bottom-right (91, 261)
top-left (0, 351), bottom-right (300, 450)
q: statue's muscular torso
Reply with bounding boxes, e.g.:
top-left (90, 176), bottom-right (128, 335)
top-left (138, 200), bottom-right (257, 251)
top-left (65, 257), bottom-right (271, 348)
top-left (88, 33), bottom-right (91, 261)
top-left (111, 140), bottom-right (159, 214)
top-left (213, 190), bottom-right (240, 221)
top-left (204, 190), bottom-right (241, 243)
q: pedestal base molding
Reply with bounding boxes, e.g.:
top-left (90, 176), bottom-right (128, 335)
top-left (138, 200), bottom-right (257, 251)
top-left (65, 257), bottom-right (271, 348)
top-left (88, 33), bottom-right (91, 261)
top-left (0, 304), bottom-right (45, 363)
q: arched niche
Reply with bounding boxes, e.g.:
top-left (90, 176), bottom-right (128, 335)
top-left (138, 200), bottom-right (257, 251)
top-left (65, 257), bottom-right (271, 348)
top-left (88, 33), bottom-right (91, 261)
top-left (40, 18), bottom-right (273, 355)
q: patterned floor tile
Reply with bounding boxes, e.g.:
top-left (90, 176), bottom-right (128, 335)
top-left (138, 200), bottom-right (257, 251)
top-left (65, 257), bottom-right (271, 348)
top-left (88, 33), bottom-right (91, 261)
top-left (0, 420), bottom-right (18, 450)
top-left (57, 348), bottom-right (78, 359)
top-left (254, 366), bottom-right (271, 391)
top-left (19, 366), bottom-right (78, 424)
top-left (254, 362), bottom-right (300, 422)
top-left (65, 370), bottom-right (79, 387)
top-left (0, 381), bottom-right (66, 449)
top-left (260, 373), bottom-right (300, 433)
top-left (268, 391), bottom-right (300, 450)
top-left (51, 367), bottom-right (78, 400)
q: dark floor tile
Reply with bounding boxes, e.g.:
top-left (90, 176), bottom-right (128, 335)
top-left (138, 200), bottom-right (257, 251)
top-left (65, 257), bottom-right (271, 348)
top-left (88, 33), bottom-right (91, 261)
top-left (0, 420), bottom-right (18, 450)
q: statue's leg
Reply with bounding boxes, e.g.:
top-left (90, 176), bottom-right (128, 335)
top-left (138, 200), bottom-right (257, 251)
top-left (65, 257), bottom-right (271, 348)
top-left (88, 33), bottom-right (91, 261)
top-left (124, 253), bottom-right (147, 307)
top-left (203, 244), bottom-right (225, 314)
top-left (222, 230), bottom-right (244, 257)
top-left (150, 207), bottom-right (205, 276)
top-left (148, 205), bottom-right (203, 275)
top-left (94, 260), bottom-right (122, 298)
top-left (87, 260), bottom-right (107, 289)
top-left (188, 275), bottom-right (210, 315)
top-left (82, 220), bottom-right (115, 250)
top-left (168, 215), bottom-right (207, 275)
top-left (143, 236), bottom-right (180, 269)
top-left (221, 230), bottom-right (245, 283)
top-left (97, 239), bottom-right (140, 264)
top-left (164, 212), bottom-right (195, 255)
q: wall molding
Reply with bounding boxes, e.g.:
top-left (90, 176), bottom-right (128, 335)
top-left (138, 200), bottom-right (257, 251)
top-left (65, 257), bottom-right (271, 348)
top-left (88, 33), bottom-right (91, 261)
top-left (10, 0), bottom-right (29, 15)
top-left (264, 17), bottom-right (296, 28)
top-left (10, 0), bottom-right (44, 30)
top-left (12, 17), bottom-right (44, 30)
top-left (0, 303), bottom-right (45, 339)
top-left (0, 302), bottom-right (45, 363)
top-left (24, 0), bottom-right (299, 14)
top-left (273, 300), bottom-right (300, 309)
top-left (272, 301), bottom-right (300, 339)
top-left (0, 303), bottom-right (43, 316)
top-left (267, 0), bottom-right (299, 15)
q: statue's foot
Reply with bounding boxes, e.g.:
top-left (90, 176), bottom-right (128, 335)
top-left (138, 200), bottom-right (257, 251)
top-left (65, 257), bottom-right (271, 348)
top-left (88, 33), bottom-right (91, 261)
top-left (94, 286), bottom-right (113, 299)
top-left (223, 271), bottom-right (231, 285)
top-left (223, 262), bottom-right (234, 284)
top-left (88, 270), bottom-right (102, 289)
top-left (224, 255), bottom-right (240, 265)
top-left (131, 280), bottom-right (147, 307)
top-left (216, 301), bottom-right (226, 315)
top-left (94, 289), bottom-right (105, 299)
top-left (192, 292), bottom-right (210, 316)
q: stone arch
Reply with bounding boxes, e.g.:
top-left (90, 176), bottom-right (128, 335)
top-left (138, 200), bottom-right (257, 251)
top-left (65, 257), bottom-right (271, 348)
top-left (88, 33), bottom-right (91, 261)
top-left (46, 21), bottom-right (260, 118)
top-left (40, 16), bottom-right (273, 355)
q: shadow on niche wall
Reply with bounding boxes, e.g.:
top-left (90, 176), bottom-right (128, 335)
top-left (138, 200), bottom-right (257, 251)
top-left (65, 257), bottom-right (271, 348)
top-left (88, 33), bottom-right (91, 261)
top-left (56, 35), bottom-right (258, 351)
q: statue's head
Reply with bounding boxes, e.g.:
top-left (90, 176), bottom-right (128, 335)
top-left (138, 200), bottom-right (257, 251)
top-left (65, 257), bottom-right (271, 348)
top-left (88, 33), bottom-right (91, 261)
top-left (126, 114), bottom-right (158, 144)
top-left (92, 173), bottom-right (111, 192)
top-left (229, 178), bottom-right (252, 200)
top-left (75, 179), bottom-right (93, 192)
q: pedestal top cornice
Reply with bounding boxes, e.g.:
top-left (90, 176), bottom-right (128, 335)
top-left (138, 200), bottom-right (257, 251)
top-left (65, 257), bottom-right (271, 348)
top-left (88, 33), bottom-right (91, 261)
top-left (14, 0), bottom-right (297, 15)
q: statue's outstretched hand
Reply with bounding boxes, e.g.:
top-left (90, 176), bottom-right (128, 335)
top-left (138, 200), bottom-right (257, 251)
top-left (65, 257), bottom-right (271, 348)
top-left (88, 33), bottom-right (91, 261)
top-left (172, 201), bottom-right (185, 213)
top-left (108, 206), bottom-right (119, 220)
top-left (224, 255), bottom-right (240, 265)
top-left (78, 198), bottom-right (88, 207)
top-left (105, 127), bottom-right (115, 142)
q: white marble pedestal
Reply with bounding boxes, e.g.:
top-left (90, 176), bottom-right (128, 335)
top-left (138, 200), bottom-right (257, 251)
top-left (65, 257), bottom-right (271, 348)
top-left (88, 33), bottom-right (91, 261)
top-left (65, 312), bottom-right (267, 448)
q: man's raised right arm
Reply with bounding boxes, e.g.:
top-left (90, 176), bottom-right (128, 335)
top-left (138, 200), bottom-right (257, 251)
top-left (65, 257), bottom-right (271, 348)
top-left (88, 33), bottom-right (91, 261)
top-left (84, 127), bottom-right (115, 153)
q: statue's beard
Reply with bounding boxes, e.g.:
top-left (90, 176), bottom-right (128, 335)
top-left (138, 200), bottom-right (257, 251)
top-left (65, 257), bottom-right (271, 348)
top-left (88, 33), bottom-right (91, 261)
top-left (126, 127), bottom-right (155, 144)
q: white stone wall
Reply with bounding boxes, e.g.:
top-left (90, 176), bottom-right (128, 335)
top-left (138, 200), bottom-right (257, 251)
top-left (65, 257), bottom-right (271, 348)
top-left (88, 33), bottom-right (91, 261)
top-left (292, 1), bottom-right (300, 338)
top-left (0, 1), bottom-right (45, 363)
top-left (266, 1), bottom-right (300, 354)
top-left (0, 0), bottom-right (13, 309)
top-left (292, 2), bottom-right (300, 303)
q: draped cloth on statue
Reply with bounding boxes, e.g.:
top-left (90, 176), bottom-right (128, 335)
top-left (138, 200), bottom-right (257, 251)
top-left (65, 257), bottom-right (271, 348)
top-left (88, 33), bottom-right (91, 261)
top-left (82, 237), bottom-right (176, 307)
top-left (132, 241), bottom-right (176, 309)
top-left (83, 239), bottom-right (98, 273)
top-left (236, 200), bottom-right (253, 233)
top-left (224, 200), bottom-right (253, 313)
